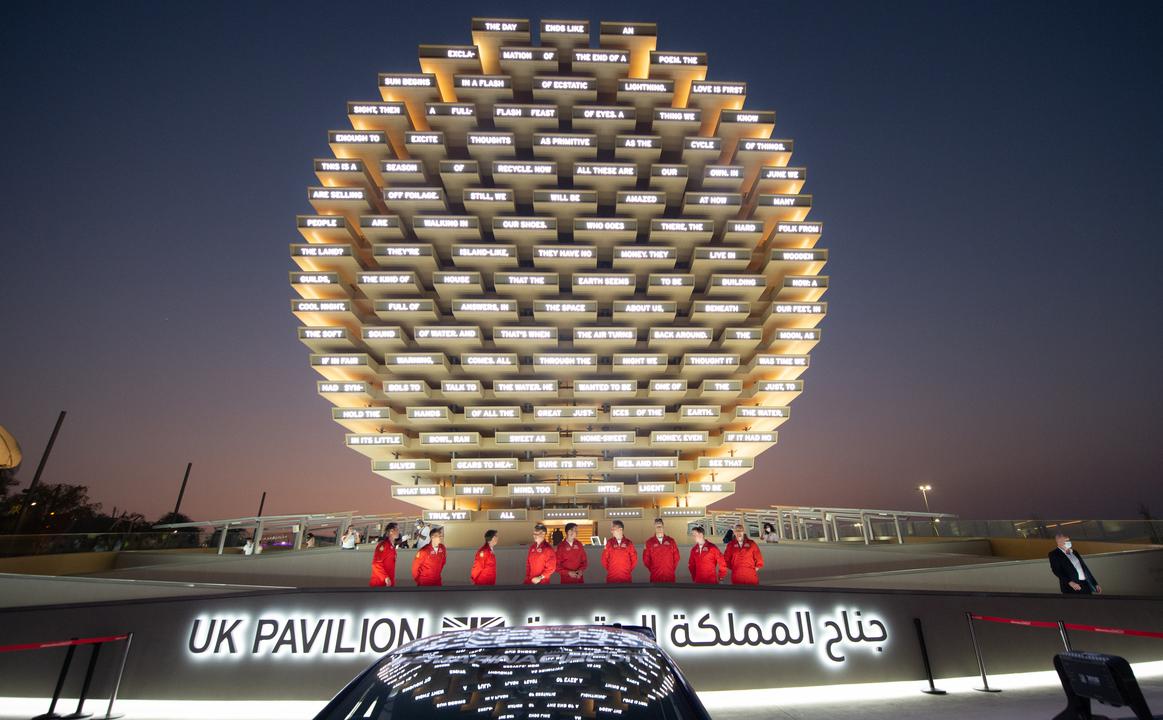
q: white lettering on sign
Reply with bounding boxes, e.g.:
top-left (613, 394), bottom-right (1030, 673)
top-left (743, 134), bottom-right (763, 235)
top-left (457, 302), bottom-right (513, 312)
top-left (311, 189), bottom-right (364, 201)
top-left (495, 381), bottom-right (557, 392)
top-left (421, 434), bottom-right (475, 445)
top-left (319, 383), bottom-right (363, 392)
top-left (385, 382), bottom-right (424, 393)
top-left (385, 190), bottom-right (441, 201)
top-left (538, 135), bottom-right (593, 147)
top-left (504, 433), bottom-right (552, 443)
top-left (724, 432), bottom-right (777, 443)
top-left (510, 484), bottom-right (554, 495)
top-left (539, 79), bottom-right (592, 91)
top-left (543, 23), bottom-right (586, 33)
top-left (656, 110), bottom-right (698, 121)
top-left (653, 432), bottom-right (706, 443)
top-left (302, 217), bottom-right (340, 227)
top-left (331, 132), bottom-right (383, 143)
top-left (692, 82), bottom-right (746, 95)
top-left (621, 81), bottom-right (669, 93)
top-left (381, 75), bottom-right (434, 87)
top-left (350, 104), bottom-right (403, 115)
top-left (499, 219), bottom-right (551, 230)
top-left (654, 54), bottom-right (701, 65)
top-left (347, 435), bottom-right (403, 445)
top-left (617, 249), bottom-right (673, 260)
top-left (740, 140), bottom-right (788, 152)
top-left (339, 409), bottom-right (386, 419)
top-left (576, 381), bottom-right (634, 392)
top-left (442, 381), bottom-right (480, 392)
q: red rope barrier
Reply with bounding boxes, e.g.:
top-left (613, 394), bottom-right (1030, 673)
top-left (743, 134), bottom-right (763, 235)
top-left (970, 614), bottom-right (1163, 640)
top-left (970, 614), bottom-right (1058, 629)
top-left (1066, 623), bottom-right (1163, 640)
top-left (0, 634), bottom-right (130, 654)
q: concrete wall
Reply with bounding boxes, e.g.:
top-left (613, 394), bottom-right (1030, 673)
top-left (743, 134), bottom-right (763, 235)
top-left (0, 551), bottom-right (117, 576)
top-left (987, 536), bottom-right (1151, 560)
top-left (87, 541), bottom-right (1010, 590)
top-left (778, 547), bottom-right (1163, 596)
top-left (1, 582), bottom-right (1160, 702)
top-left (0, 573), bottom-right (265, 609)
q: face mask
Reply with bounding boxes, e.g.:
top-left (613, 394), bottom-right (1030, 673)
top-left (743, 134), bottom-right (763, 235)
top-left (1063, 541), bottom-right (1073, 550)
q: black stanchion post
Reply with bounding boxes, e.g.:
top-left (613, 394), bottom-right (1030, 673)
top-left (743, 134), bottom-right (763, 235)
top-left (913, 618), bottom-right (947, 695)
top-left (32, 640), bottom-right (77, 720)
top-left (966, 612), bottom-right (1002, 693)
top-left (61, 643), bottom-right (99, 719)
top-left (1057, 621), bottom-right (1073, 652)
top-left (102, 634), bottom-right (132, 720)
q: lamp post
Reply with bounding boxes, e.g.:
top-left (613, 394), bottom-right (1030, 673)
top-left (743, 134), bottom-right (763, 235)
top-left (918, 484), bottom-right (939, 536)
top-left (918, 484), bottom-right (932, 512)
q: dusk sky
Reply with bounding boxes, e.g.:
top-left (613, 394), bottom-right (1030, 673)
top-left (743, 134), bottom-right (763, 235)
top-left (2, 0), bottom-right (1161, 523)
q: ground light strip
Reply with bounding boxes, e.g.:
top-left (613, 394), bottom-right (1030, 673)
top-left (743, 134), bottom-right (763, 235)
top-left (2, 659), bottom-right (1160, 718)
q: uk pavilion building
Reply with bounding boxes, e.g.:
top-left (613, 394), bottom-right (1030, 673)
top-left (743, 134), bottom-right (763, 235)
top-left (291, 18), bottom-right (827, 546)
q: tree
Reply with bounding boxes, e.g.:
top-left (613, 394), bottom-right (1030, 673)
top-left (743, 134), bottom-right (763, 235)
top-left (155, 511), bottom-right (193, 527)
top-left (2, 482), bottom-right (102, 533)
top-left (0, 469), bottom-right (17, 502)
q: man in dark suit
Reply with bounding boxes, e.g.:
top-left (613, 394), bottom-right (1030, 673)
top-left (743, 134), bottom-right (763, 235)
top-left (1048, 533), bottom-right (1102, 595)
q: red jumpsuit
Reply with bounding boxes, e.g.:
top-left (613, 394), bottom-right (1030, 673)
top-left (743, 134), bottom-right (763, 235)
top-left (369, 539), bottom-right (397, 587)
top-left (524, 540), bottom-right (557, 584)
top-left (470, 543), bottom-right (496, 585)
top-left (688, 541), bottom-right (728, 584)
top-left (643, 534), bottom-right (680, 583)
top-left (724, 538), bottom-right (764, 585)
top-left (412, 543), bottom-right (446, 586)
top-left (601, 537), bottom-right (638, 583)
top-left (556, 539), bottom-right (588, 584)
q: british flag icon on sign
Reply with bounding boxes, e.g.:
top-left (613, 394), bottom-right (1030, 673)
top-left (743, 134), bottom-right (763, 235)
top-left (442, 616), bottom-right (506, 630)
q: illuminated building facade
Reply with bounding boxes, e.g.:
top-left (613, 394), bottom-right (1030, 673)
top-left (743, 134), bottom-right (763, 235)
top-left (292, 17), bottom-right (827, 545)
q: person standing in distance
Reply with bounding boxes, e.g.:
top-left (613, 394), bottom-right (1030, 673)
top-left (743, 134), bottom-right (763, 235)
top-left (643, 518), bottom-right (680, 583)
top-left (369, 522), bottom-right (400, 587)
top-left (471, 529), bottom-right (499, 586)
top-left (412, 526), bottom-right (446, 586)
top-left (724, 523), bottom-right (764, 585)
top-left (1049, 533), bottom-right (1102, 594)
top-left (601, 520), bottom-right (638, 583)
top-left (413, 520), bottom-right (431, 549)
top-left (556, 522), bottom-right (588, 584)
top-left (525, 523), bottom-right (557, 585)
top-left (688, 525), bottom-right (727, 584)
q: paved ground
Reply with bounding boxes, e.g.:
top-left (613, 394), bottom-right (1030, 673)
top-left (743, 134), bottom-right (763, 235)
top-left (3, 672), bottom-right (1160, 719)
top-left (704, 674), bottom-right (1163, 719)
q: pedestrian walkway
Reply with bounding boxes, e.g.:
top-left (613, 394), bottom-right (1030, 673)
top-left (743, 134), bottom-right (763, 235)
top-left (3, 668), bottom-right (1160, 720)
top-left (703, 664), bottom-right (1163, 719)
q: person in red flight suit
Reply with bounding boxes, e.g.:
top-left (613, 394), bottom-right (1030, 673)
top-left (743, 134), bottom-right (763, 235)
top-left (688, 525), bottom-right (728, 584)
top-left (412, 526), bottom-right (447, 587)
top-left (643, 517), bottom-right (681, 583)
top-left (525, 523), bottom-right (557, 585)
top-left (369, 522), bottom-right (400, 587)
top-left (601, 520), bottom-right (638, 583)
top-left (471, 529), bottom-right (499, 586)
top-left (723, 523), bottom-right (764, 585)
top-left (556, 522), bottom-right (588, 584)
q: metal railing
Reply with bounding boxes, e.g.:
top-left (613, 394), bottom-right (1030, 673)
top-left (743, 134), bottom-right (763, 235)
top-left (0, 632), bottom-right (133, 719)
top-left (902, 518), bottom-right (1163, 544)
top-left (704, 509), bottom-right (1163, 546)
